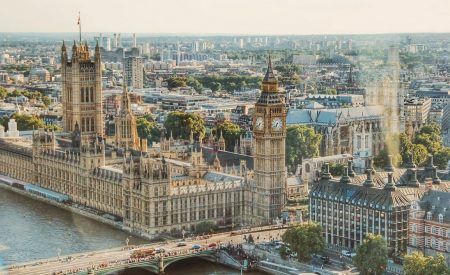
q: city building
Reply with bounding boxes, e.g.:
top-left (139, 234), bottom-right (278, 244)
top-left (29, 67), bottom-right (51, 82)
top-left (287, 106), bottom-right (384, 169)
top-left (408, 190), bottom-right (450, 267)
top-left (310, 155), bottom-right (450, 255)
top-left (404, 97), bottom-right (432, 134)
top-left (252, 55), bottom-right (287, 221)
top-left (0, 54), bottom-right (288, 238)
top-left (61, 41), bottom-right (103, 136)
top-left (114, 86), bottom-right (142, 151)
top-left (124, 56), bottom-right (144, 89)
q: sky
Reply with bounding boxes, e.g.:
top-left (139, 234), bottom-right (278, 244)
top-left (1, 0), bottom-right (449, 35)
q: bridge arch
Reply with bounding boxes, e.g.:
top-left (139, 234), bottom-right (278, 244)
top-left (162, 253), bottom-right (217, 272)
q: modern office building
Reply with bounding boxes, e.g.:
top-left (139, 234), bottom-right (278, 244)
top-left (309, 156), bottom-right (450, 255)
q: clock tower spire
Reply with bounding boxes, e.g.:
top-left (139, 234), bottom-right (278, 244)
top-left (252, 55), bottom-right (287, 224)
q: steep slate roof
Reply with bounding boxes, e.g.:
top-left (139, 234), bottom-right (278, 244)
top-left (201, 146), bottom-right (254, 170)
top-left (419, 190), bottom-right (450, 223)
top-left (311, 155), bottom-right (450, 210)
top-left (287, 106), bottom-right (384, 126)
top-left (310, 177), bottom-right (411, 209)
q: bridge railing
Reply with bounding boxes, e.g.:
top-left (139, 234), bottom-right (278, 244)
top-left (53, 247), bottom-right (218, 275)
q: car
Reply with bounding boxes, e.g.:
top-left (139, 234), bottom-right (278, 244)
top-left (177, 242), bottom-right (187, 247)
top-left (155, 247), bottom-right (165, 253)
top-left (320, 255), bottom-right (331, 264)
top-left (191, 244), bottom-right (201, 250)
top-left (208, 243), bottom-right (217, 248)
top-left (341, 250), bottom-right (356, 258)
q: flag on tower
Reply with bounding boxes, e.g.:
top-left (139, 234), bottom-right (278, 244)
top-left (77, 13), bottom-right (80, 25)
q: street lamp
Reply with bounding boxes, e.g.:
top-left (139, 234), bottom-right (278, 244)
top-left (125, 236), bottom-right (130, 247)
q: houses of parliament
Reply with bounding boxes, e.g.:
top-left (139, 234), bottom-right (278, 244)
top-left (0, 41), bottom-right (287, 237)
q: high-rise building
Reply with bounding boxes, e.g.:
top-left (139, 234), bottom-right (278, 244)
top-left (123, 56), bottom-right (144, 89)
top-left (132, 33), bottom-right (137, 48)
top-left (252, 56), bottom-right (287, 222)
top-left (387, 45), bottom-right (400, 65)
top-left (102, 37), bottom-right (111, 51)
top-left (61, 41), bottom-right (103, 136)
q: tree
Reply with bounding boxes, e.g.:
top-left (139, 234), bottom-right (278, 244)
top-left (214, 121), bottom-right (243, 152)
top-left (11, 113), bottom-right (45, 131)
top-left (281, 223), bottom-right (324, 262)
top-left (353, 234), bottom-right (388, 275)
top-left (411, 143), bottom-right (429, 166)
top-left (285, 126), bottom-right (322, 173)
top-left (42, 96), bottom-right (51, 107)
top-left (329, 162), bottom-right (346, 176)
top-left (374, 148), bottom-right (402, 169)
top-left (210, 82), bottom-right (221, 92)
top-left (414, 123), bottom-right (442, 154)
top-left (194, 221), bottom-right (216, 234)
top-left (279, 245), bottom-right (289, 260)
top-left (136, 118), bottom-right (160, 144)
top-left (399, 133), bottom-right (412, 162)
top-left (164, 111), bottom-right (205, 140)
top-left (186, 77), bottom-right (203, 92)
top-left (404, 252), bottom-right (450, 275)
top-left (0, 87), bottom-right (8, 99)
top-left (434, 147), bottom-right (450, 169)
top-left (167, 76), bottom-right (187, 90)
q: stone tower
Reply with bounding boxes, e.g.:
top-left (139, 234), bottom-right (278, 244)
top-left (61, 40), bottom-right (103, 136)
top-left (252, 56), bottom-right (287, 223)
top-left (115, 85), bottom-right (140, 150)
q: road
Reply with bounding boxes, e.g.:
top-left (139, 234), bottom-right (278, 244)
top-left (8, 226), bottom-right (287, 275)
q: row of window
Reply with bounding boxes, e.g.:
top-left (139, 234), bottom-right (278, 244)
top-left (81, 87), bottom-right (95, 103)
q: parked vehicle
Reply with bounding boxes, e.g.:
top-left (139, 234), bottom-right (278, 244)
top-left (208, 243), bottom-right (217, 248)
top-left (191, 244), bottom-right (201, 250)
top-left (155, 248), bottom-right (165, 253)
top-left (341, 250), bottom-right (356, 258)
top-left (177, 242), bottom-right (187, 247)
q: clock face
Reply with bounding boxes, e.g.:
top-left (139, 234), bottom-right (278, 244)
top-left (255, 117), bottom-right (264, 130)
top-left (272, 118), bottom-right (283, 131)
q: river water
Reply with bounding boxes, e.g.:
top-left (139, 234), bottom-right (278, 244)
top-left (0, 188), bottom-right (264, 274)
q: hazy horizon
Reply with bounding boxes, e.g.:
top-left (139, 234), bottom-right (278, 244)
top-left (1, 0), bottom-right (449, 35)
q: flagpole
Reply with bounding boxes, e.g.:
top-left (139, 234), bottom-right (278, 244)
top-left (78, 12), bottom-right (81, 43)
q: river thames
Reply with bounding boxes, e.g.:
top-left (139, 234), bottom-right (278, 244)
top-left (0, 188), bottom-right (263, 274)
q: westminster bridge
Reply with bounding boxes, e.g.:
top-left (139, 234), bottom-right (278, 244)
top-left (7, 225), bottom-right (288, 275)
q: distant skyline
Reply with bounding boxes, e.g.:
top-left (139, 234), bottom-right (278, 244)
top-left (1, 0), bottom-right (449, 35)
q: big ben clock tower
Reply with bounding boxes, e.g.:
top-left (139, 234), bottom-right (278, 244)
top-left (252, 56), bottom-right (287, 223)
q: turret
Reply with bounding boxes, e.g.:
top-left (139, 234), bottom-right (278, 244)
top-left (384, 172), bottom-right (396, 191)
top-left (61, 40), bottom-right (67, 63)
top-left (347, 159), bottom-right (355, 177)
top-left (363, 168), bottom-right (375, 187)
top-left (95, 39), bottom-right (101, 62)
top-left (321, 163), bottom-right (332, 180)
top-left (384, 154), bottom-right (394, 172)
top-left (340, 167), bottom-right (351, 184)
top-left (261, 54), bottom-right (278, 93)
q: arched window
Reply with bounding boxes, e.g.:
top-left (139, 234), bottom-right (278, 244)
top-left (90, 87), bottom-right (94, 102)
top-left (85, 88), bottom-right (90, 102)
top-left (305, 163), bottom-right (311, 173)
top-left (438, 214), bottom-right (443, 223)
top-left (91, 117), bottom-right (95, 132)
top-left (81, 118), bottom-right (85, 132)
top-left (427, 212), bottom-right (432, 220)
top-left (81, 87), bottom-right (84, 103)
